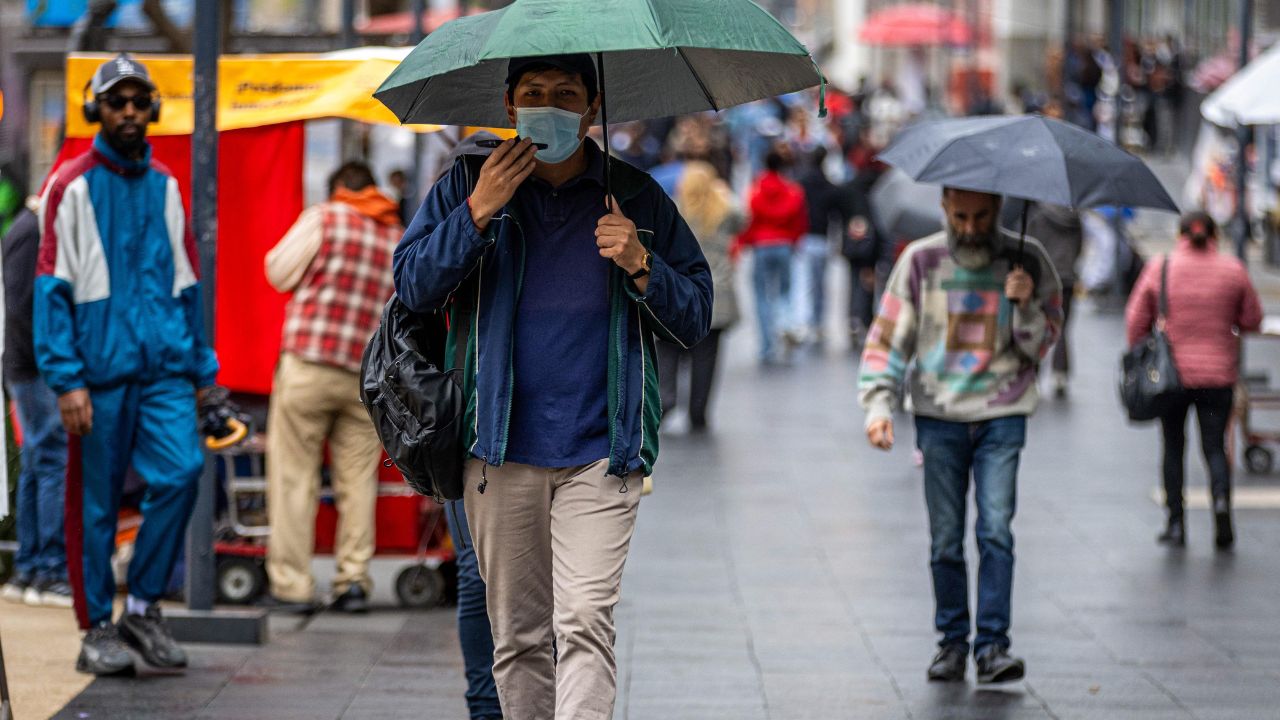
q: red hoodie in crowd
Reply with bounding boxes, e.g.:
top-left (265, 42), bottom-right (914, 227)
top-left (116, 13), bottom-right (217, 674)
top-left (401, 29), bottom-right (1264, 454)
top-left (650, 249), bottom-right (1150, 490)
top-left (737, 170), bottom-right (809, 249)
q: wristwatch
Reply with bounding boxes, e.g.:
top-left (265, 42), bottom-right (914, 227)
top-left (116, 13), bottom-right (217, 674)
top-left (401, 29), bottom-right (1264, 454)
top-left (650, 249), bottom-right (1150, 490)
top-left (628, 252), bottom-right (651, 280)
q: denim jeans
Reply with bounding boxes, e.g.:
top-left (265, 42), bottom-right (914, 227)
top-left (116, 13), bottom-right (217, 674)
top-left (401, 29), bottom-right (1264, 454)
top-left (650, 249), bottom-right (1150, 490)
top-left (751, 244), bottom-right (793, 361)
top-left (8, 377), bottom-right (68, 583)
top-left (445, 500), bottom-right (502, 720)
top-left (915, 415), bottom-right (1025, 654)
top-left (791, 234), bottom-right (828, 332)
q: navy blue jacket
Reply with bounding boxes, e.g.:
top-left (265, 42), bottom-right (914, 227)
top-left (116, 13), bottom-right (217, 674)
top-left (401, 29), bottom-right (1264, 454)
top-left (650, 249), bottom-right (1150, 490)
top-left (393, 147), bottom-right (712, 477)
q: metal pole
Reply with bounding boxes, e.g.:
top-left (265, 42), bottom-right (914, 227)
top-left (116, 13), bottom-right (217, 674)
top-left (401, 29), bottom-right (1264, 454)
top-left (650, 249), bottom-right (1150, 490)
top-left (341, 0), bottom-right (357, 49)
top-left (411, 0), bottom-right (427, 211)
top-left (186, 0), bottom-right (220, 612)
top-left (1235, 0), bottom-right (1254, 261)
top-left (1109, 0), bottom-right (1126, 306)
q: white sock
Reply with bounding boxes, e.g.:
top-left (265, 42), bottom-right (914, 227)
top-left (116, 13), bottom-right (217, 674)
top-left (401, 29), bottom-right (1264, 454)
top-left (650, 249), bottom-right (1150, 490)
top-left (126, 595), bottom-right (152, 616)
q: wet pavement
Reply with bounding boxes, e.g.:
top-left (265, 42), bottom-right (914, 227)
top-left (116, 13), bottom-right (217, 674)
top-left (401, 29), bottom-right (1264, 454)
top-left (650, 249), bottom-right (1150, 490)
top-left (44, 284), bottom-right (1280, 719)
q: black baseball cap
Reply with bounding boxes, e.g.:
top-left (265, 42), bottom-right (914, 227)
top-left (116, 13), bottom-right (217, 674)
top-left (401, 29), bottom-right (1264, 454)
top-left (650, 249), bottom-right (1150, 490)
top-left (90, 53), bottom-right (157, 96)
top-left (505, 54), bottom-right (599, 99)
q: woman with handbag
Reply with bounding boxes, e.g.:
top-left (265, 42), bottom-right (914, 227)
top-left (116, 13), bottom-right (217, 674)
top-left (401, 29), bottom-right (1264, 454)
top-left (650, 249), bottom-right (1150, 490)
top-left (1125, 211), bottom-right (1262, 548)
top-left (657, 161), bottom-right (743, 431)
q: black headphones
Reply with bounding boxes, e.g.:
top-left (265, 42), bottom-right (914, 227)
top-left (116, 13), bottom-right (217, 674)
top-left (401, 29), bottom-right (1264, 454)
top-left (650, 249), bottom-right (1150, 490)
top-left (82, 78), bottom-right (162, 125)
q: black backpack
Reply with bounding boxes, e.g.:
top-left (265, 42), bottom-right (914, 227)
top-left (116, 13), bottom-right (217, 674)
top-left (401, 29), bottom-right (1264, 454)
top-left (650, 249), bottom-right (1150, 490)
top-left (360, 295), bottom-right (471, 502)
top-left (360, 152), bottom-right (487, 501)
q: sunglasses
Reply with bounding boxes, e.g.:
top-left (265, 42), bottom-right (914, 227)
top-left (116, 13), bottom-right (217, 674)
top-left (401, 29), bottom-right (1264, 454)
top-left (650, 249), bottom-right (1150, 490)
top-left (100, 93), bottom-right (155, 112)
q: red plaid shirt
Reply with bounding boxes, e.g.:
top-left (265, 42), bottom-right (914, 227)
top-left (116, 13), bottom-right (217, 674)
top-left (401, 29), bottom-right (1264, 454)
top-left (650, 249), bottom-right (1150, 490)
top-left (281, 202), bottom-right (399, 373)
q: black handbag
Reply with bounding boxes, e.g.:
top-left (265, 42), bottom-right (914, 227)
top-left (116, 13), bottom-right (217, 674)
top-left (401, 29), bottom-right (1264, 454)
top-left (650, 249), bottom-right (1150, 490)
top-left (360, 295), bottom-right (471, 502)
top-left (1120, 258), bottom-right (1182, 422)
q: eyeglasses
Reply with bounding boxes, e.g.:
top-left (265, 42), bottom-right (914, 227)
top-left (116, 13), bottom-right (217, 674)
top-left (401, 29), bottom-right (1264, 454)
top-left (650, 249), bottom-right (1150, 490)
top-left (100, 93), bottom-right (155, 112)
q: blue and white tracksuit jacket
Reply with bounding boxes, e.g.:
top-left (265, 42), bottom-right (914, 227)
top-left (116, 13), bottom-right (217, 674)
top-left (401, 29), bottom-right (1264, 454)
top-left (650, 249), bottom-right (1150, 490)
top-left (35, 135), bottom-right (218, 628)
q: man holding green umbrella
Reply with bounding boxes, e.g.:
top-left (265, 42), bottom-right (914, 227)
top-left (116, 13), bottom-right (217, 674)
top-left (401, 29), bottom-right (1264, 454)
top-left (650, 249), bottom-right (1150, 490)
top-left (393, 54), bottom-right (712, 719)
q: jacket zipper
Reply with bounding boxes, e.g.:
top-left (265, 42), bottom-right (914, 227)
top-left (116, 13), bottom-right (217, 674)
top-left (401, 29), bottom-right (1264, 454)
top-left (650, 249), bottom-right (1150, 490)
top-left (496, 214), bottom-right (526, 466)
top-left (609, 269), bottom-right (627, 478)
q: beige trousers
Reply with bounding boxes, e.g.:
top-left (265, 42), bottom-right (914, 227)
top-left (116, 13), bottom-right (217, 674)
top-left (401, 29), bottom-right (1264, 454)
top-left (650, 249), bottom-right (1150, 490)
top-left (266, 353), bottom-right (380, 602)
top-left (464, 458), bottom-right (641, 720)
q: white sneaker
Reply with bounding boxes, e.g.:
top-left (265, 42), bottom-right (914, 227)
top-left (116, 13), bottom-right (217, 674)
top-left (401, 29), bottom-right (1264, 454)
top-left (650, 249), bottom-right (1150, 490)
top-left (39, 580), bottom-right (75, 608)
top-left (23, 585), bottom-right (42, 606)
top-left (1, 579), bottom-right (29, 603)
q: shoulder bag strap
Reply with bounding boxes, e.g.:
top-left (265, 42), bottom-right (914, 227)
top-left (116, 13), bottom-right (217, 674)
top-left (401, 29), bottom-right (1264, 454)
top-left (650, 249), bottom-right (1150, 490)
top-left (1158, 255), bottom-right (1170, 324)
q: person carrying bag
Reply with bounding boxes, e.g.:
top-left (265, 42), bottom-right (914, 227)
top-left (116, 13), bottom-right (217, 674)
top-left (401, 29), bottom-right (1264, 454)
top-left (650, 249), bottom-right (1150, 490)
top-left (1124, 211), bottom-right (1262, 549)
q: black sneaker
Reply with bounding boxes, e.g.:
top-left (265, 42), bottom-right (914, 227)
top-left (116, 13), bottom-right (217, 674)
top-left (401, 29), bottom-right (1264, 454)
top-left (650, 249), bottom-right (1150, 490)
top-left (34, 578), bottom-right (75, 608)
top-left (975, 645), bottom-right (1025, 684)
top-left (118, 605), bottom-right (188, 669)
top-left (76, 621), bottom-right (136, 676)
top-left (927, 644), bottom-right (967, 682)
top-left (257, 594), bottom-right (324, 615)
top-left (331, 585), bottom-right (369, 614)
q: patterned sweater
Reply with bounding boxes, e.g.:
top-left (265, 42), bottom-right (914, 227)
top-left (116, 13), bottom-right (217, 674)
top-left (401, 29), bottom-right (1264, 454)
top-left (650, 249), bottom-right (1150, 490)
top-left (859, 230), bottom-right (1063, 426)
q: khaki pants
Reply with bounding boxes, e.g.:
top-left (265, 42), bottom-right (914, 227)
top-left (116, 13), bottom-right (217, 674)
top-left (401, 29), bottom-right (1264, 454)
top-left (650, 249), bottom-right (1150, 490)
top-left (266, 353), bottom-right (380, 601)
top-left (464, 458), bottom-right (641, 720)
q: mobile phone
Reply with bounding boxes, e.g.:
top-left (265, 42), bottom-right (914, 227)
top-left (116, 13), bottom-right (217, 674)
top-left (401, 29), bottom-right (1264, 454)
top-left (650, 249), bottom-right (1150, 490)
top-left (477, 137), bottom-right (548, 150)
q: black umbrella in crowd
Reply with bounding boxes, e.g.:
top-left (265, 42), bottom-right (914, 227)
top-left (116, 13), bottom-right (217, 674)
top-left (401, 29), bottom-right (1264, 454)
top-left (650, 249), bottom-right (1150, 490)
top-left (877, 115), bottom-right (1179, 259)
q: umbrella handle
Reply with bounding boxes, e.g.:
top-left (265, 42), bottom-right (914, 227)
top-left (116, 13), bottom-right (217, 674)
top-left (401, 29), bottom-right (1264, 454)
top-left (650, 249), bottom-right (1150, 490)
top-left (597, 52), bottom-right (612, 207)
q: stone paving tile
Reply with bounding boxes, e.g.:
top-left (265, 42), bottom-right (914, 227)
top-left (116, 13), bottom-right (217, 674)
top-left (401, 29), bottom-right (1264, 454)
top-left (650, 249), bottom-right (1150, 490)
top-left (45, 303), bottom-right (1280, 719)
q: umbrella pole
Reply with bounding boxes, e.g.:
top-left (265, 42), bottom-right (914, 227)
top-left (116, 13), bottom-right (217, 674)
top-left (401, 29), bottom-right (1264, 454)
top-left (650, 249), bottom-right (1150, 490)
top-left (597, 52), bottom-right (612, 207)
top-left (1018, 201), bottom-right (1028, 266)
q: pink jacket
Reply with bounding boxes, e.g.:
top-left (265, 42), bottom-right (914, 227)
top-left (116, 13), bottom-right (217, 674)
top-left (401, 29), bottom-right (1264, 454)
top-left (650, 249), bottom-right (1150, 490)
top-left (1125, 238), bottom-right (1263, 388)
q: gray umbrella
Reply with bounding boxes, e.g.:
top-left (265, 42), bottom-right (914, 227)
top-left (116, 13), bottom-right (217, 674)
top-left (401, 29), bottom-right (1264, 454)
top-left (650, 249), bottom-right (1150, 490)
top-left (870, 168), bottom-right (943, 243)
top-left (878, 115), bottom-right (1178, 258)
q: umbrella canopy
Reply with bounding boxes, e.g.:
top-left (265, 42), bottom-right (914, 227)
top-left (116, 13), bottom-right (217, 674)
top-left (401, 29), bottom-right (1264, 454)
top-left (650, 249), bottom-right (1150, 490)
top-left (373, 0), bottom-right (824, 128)
top-left (870, 167), bottom-right (943, 242)
top-left (877, 115), bottom-right (1178, 212)
top-left (857, 3), bottom-right (972, 47)
top-left (1201, 42), bottom-right (1280, 127)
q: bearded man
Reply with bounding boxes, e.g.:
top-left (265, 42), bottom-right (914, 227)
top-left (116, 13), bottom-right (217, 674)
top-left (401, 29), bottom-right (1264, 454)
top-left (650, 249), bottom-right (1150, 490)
top-left (858, 187), bottom-right (1062, 685)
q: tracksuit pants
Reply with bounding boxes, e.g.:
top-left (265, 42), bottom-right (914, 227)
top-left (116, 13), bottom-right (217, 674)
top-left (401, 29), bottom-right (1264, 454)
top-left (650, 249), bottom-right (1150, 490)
top-left (67, 377), bottom-right (204, 628)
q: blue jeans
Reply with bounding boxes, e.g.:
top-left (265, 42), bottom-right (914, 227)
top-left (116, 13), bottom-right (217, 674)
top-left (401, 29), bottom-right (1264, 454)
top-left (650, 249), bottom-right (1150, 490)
top-left (445, 500), bottom-right (502, 720)
top-left (8, 377), bottom-right (68, 583)
top-left (752, 244), bottom-right (793, 361)
top-left (791, 234), bottom-right (828, 332)
top-left (915, 415), bottom-right (1025, 654)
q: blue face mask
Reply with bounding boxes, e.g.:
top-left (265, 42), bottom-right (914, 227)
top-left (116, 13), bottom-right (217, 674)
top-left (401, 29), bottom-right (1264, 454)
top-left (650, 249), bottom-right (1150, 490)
top-left (515, 106), bottom-right (587, 164)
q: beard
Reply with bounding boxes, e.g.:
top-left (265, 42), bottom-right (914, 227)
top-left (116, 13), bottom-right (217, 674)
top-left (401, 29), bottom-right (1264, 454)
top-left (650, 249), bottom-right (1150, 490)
top-left (104, 122), bottom-right (147, 159)
top-left (947, 224), bottom-right (999, 270)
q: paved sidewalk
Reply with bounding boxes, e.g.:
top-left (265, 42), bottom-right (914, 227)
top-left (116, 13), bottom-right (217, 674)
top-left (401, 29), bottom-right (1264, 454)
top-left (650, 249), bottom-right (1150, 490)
top-left (29, 299), bottom-right (1280, 720)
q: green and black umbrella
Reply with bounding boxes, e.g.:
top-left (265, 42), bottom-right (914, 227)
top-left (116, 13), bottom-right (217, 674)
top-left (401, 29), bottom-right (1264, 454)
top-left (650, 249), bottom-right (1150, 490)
top-left (374, 0), bottom-right (825, 195)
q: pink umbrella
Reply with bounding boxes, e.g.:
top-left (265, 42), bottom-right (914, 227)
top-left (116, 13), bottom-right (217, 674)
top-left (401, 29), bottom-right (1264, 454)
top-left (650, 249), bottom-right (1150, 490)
top-left (857, 3), bottom-right (972, 47)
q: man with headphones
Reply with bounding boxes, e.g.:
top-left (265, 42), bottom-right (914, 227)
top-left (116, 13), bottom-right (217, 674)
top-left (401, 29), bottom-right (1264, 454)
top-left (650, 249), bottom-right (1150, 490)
top-left (35, 53), bottom-right (222, 676)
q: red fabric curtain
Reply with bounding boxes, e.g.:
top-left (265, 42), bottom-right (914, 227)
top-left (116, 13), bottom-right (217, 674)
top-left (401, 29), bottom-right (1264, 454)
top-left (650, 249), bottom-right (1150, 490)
top-left (54, 123), bottom-right (304, 394)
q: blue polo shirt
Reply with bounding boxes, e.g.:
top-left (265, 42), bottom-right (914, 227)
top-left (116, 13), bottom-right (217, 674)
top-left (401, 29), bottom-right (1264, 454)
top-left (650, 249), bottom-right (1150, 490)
top-left (506, 142), bottom-right (613, 468)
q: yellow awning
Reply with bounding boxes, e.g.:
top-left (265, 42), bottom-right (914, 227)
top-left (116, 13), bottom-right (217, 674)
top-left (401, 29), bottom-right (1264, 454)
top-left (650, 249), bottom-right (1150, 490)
top-left (65, 49), bottom-right (486, 138)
